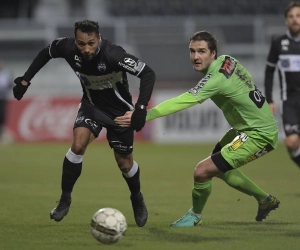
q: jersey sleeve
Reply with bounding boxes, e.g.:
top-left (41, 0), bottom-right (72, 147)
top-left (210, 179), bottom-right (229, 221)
top-left (22, 37), bottom-right (70, 82)
top-left (188, 73), bottom-right (222, 103)
top-left (48, 37), bottom-right (72, 58)
top-left (264, 37), bottom-right (279, 103)
top-left (146, 92), bottom-right (199, 121)
top-left (106, 44), bottom-right (155, 107)
top-left (266, 37), bottom-right (279, 66)
top-left (106, 45), bottom-right (146, 76)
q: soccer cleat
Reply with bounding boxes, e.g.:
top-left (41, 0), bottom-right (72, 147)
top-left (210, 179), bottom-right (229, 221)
top-left (50, 198), bottom-right (71, 222)
top-left (170, 209), bottom-right (202, 227)
top-left (255, 195), bottom-right (280, 222)
top-left (131, 192), bottom-right (148, 227)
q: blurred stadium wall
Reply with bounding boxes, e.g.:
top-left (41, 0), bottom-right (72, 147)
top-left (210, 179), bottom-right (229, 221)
top-left (1, 0), bottom-right (287, 143)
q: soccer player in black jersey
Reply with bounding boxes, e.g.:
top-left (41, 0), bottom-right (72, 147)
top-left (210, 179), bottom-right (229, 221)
top-left (264, 1), bottom-right (300, 170)
top-left (12, 19), bottom-right (156, 227)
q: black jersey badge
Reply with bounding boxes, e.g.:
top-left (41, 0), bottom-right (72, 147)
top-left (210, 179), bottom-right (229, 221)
top-left (97, 62), bottom-right (106, 72)
top-left (219, 56), bottom-right (237, 79)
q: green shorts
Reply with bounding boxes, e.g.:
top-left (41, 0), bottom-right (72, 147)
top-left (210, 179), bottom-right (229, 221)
top-left (217, 128), bottom-right (278, 169)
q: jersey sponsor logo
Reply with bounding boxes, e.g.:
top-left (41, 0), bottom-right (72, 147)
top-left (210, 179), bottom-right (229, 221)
top-left (279, 55), bottom-right (300, 71)
top-left (75, 55), bottom-right (82, 63)
top-left (118, 61), bottom-right (136, 73)
top-left (235, 69), bottom-right (253, 88)
top-left (281, 39), bottom-right (289, 51)
top-left (74, 55), bottom-right (82, 68)
top-left (75, 71), bottom-right (123, 90)
top-left (75, 116), bottom-right (85, 124)
top-left (229, 133), bottom-right (248, 150)
top-left (281, 39), bottom-right (289, 46)
top-left (118, 57), bottom-right (145, 74)
top-left (110, 140), bottom-right (133, 152)
top-left (255, 148), bottom-right (268, 158)
top-left (188, 73), bottom-right (212, 95)
top-left (245, 145), bottom-right (272, 164)
top-left (281, 59), bottom-right (290, 68)
top-left (124, 58), bottom-right (136, 67)
top-left (249, 86), bottom-right (265, 108)
top-left (97, 62), bottom-right (106, 72)
top-left (85, 118), bottom-right (98, 129)
top-left (219, 56), bottom-right (237, 78)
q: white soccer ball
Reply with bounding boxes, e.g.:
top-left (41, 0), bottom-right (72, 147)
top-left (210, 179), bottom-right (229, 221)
top-left (90, 207), bottom-right (127, 244)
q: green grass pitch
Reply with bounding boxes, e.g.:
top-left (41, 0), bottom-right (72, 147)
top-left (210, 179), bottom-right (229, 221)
top-left (1, 142), bottom-right (300, 250)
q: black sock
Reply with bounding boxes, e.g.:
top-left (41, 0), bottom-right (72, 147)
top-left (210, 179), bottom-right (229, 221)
top-left (122, 167), bottom-right (141, 196)
top-left (60, 156), bottom-right (82, 200)
top-left (291, 154), bottom-right (300, 168)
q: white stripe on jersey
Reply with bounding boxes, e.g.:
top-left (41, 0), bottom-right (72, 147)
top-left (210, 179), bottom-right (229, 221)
top-left (111, 72), bottom-right (134, 110)
top-left (281, 68), bottom-right (287, 101)
top-left (112, 85), bottom-right (134, 110)
top-left (48, 42), bottom-right (53, 58)
top-left (266, 61), bottom-right (277, 67)
top-left (136, 63), bottom-right (146, 77)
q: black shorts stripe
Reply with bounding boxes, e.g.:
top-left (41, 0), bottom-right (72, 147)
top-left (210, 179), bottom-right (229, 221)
top-left (211, 152), bottom-right (234, 173)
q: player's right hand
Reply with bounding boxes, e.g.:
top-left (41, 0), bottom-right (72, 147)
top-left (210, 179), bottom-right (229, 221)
top-left (114, 111), bottom-right (134, 127)
top-left (13, 77), bottom-right (31, 101)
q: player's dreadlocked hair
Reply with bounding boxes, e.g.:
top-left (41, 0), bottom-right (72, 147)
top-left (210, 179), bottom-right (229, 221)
top-left (284, 1), bottom-right (300, 17)
top-left (74, 19), bottom-right (100, 37)
top-left (190, 31), bottom-right (218, 59)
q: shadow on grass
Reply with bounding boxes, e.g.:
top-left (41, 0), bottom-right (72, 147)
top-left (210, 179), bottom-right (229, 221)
top-left (284, 192), bottom-right (300, 198)
top-left (205, 221), bottom-right (296, 233)
top-left (145, 227), bottom-right (235, 243)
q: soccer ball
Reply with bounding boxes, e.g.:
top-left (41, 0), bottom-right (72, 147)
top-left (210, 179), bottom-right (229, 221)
top-left (90, 207), bottom-right (127, 244)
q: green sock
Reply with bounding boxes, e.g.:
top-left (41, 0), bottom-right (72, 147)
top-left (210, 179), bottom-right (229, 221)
top-left (192, 180), bottom-right (212, 214)
top-left (218, 169), bottom-right (268, 201)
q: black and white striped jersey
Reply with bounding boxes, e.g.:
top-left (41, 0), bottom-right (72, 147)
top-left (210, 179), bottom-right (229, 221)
top-left (23, 37), bottom-right (155, 116)
top-left (264, 31), bottom-right (300, 103)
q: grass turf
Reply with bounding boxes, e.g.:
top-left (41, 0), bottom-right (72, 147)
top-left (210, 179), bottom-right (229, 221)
top-left (0, 142), bottom-right (299, 250)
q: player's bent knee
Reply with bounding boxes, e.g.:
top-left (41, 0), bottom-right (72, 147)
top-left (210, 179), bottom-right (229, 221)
top-left (285, 136), bottom-right (299, 151)
top-left (71, 144), bottom-right (87, 155)
top-left (211, 152), bottom-right (234, 173)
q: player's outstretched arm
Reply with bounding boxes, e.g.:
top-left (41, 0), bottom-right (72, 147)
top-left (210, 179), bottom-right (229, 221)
top-left (114, 92), bottom-right (199, 126)
top-left (146, 92), bottom-right (199, 121)
top-left (13, 46), bottom-right (53, 101)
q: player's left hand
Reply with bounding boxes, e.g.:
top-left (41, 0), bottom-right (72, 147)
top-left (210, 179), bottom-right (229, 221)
top-left (114, 111), bottom-right (134, 127)
top-left (13, 77), bottom-right (31, 101)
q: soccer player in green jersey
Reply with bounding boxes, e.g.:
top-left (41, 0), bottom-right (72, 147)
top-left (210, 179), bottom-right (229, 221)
top-left (115, 30), bottom-right (280, 226)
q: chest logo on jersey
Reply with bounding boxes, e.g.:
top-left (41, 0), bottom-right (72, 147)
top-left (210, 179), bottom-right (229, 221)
top-left (97, 62), bottom-right (106, 72)
top-left (281, 39), bottom-right (289, 51)
top-left (74, 55), bottom-right (82, 68)
top-left (188, 73), bottom-right (212, 96)
top-left (219, 56), bottom-right (237, 78)
top-left (281, 59), bottom-right (290, 68)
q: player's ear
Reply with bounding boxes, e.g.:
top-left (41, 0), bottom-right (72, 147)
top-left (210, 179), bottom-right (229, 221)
top-left (211, 50), bottom-right (216, 60)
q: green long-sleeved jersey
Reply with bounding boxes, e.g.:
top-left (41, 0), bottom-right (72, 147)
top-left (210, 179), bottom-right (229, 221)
top-left (146, 55), bottom-right (278, 138)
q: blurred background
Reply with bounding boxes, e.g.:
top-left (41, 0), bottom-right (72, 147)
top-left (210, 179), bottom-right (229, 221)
top-left (0, 0), bottom-right (290, 143)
